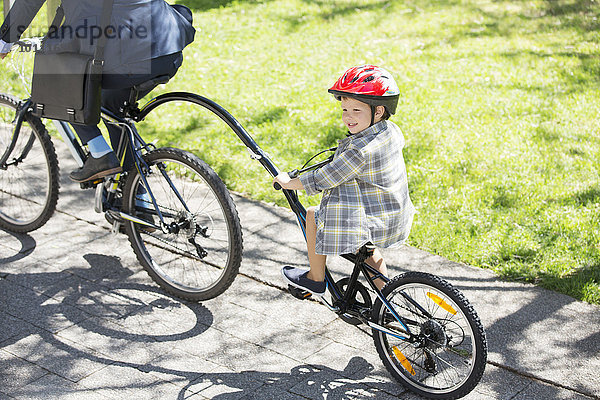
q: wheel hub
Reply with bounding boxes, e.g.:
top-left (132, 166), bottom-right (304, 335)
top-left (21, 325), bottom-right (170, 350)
top-left (421, 319), bottom-right (447, 350)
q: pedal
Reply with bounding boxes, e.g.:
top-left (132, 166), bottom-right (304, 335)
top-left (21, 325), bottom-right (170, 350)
top-left (106, 209), bottom-right (123, 223)
top-left (80, 178), bottom-right (103, 190)
top-left (94, 182), bottom-right (105, 213)
top-left (111, 219), bottom-right (122, 235)
top-left (106, 210), bottom-right (125, 235)
top-left (288, 285), bottom-right (312, 300)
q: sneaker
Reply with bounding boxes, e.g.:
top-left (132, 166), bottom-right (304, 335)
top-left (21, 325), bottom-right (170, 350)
top-left (69, 152), bottom-right (122, 183)
top-left (281, 266), bottom-right (326, 296)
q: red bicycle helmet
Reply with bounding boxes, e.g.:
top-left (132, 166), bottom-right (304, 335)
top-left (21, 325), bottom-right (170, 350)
top-left (328, 65), bottom-right (400, 116)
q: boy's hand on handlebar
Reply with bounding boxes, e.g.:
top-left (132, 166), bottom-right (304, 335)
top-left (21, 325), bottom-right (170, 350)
top-left (273, 172), bottom-right (304, 191)
top-left (273, 172), bottom-right (291, 190)
top-left (0, 53), bottom-right (8, 60)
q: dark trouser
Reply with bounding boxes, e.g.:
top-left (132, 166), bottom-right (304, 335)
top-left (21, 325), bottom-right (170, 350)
top-left (72, 52), bottom-right (183, 170)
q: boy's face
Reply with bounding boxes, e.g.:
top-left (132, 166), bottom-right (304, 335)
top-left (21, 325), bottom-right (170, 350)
top-left (341, 97), bottom-right (373, 134)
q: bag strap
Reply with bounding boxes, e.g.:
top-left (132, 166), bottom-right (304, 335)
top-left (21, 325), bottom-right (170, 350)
top-left (94, 0), bottom-right (115, 63)
top-left (48, 5), bottom-right (64, 30)
top-left (47, 0), bottom-right (114, 66)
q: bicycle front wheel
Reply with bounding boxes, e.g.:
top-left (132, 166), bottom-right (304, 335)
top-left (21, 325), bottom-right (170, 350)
top-left (0, 94), bottom-right (59, 232)
top-left (122, 147), bottom-right (243, 301)
top-left (371, 272), bottom-right (487, 399)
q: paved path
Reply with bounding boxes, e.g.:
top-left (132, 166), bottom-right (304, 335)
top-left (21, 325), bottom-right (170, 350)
top-left (1, 140), bottom-right (599, 399)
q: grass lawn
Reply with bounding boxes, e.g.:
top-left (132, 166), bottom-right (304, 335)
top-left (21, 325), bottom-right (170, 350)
top-left (1, 0), bottom-right (599, 304)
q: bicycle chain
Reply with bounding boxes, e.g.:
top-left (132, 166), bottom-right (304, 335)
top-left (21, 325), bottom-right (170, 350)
top-left (141, 229), bottom-right (202, 261)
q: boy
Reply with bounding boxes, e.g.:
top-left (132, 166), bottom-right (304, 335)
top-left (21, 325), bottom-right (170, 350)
top-left (274, 65), bottom-right (415, 295)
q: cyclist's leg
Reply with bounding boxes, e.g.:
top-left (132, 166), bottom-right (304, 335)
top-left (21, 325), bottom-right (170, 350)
top-left (71, 125), bottom-right (112, 160)
top-left (282, 206), bottom-right (327, 295)
top-left (69, 124), bottom-right (121, 182)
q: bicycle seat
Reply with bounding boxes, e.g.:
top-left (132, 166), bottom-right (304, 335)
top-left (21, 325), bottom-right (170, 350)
top-left (133, 75), bottom-right (171, 94)
top-left (357, 242), bottom-right (376, 260)
top-left (127, 75), bottom-right (172, 108)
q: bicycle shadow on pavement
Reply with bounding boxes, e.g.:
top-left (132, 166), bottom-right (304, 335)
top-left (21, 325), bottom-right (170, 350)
top-left (6, 344), bottom-right (398, 399)
top-left (0, 248), bottom-right (401, 399)
top-left (1, 253), bottom-right (214, 374)
top-left (0, 229), bottom-right (36, 265)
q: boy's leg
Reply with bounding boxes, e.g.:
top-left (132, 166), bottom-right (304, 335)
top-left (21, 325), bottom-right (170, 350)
top-left (306, 206), bottom-right (327, 282)
top-left (365, 249), bottom-right (388, 290)
top-left (281, 206), bottom-right (327, 296)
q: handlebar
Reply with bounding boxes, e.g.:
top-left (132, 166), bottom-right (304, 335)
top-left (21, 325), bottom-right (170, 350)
top-left (273, 147), bottom-right (336, 191)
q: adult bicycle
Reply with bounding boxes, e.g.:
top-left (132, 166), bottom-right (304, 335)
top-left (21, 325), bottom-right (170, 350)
top-left (0, 40), bottom-right (243, 301)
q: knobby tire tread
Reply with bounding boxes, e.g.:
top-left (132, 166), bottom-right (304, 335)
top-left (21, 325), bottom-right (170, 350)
top-left (0, 93), bottom-right (60, 233)
top-left (372, 271), bottom-right (487, 400)
top-left (123, 147), bottom-right (243, 301)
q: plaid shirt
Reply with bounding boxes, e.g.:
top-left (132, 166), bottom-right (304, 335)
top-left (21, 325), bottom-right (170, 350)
top-left (300, 120), bottom-right (415, 256)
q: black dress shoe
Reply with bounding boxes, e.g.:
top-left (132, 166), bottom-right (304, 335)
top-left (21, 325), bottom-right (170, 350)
top-left (69, 152), bottom-right (122, 183)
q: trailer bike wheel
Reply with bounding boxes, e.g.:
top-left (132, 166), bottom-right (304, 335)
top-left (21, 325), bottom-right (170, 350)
top-left (371, 272), bottom-right (487, 399)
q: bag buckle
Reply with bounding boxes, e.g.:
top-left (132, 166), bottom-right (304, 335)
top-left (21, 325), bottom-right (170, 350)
top-left (90, 59), bottom-right (104, 76)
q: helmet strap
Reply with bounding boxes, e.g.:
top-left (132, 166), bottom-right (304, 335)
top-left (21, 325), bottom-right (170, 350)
top-left (370, 105), bottom-right (376, 127)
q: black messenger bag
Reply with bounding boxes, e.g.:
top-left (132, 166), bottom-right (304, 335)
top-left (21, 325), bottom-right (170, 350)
top-left (30, 0), bottom-right (114, 125)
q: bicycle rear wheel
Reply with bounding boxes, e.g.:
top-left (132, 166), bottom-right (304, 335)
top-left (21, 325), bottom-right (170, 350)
top-left (0, 94), bottom-right (59, 232)
top-left (122, 147), bottom-right (243, 301)
top-left (371, 272), bottom-right (487, 399)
